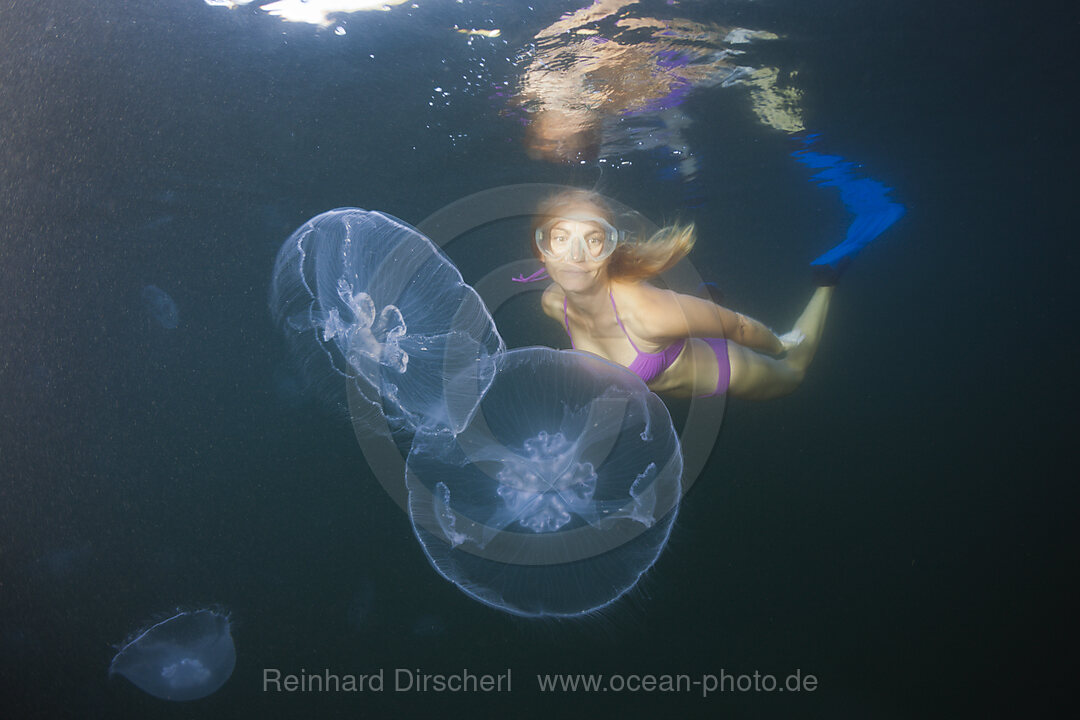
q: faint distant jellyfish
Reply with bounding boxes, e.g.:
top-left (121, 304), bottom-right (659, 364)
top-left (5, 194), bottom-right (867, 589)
top-left (142, 285), bottom-right (179, 329)
top-left (269, 209), bottom-right (503, 435)
top-left (110, 609), bottom-right (235, 701)
top-left (406, 347), bottom-right (683, 617)
top-left (31, 542), bottom-right (93, 582)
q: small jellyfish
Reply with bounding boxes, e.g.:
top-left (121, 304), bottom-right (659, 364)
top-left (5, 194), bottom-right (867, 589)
top-left (30, 542), bottom-right (93, 583)
top-left (110, 609), bottom-right (235, 701)
top-left (141, 285), bottom-right (179, 329)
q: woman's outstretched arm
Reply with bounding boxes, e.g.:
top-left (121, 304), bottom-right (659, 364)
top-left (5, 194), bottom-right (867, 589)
top-left (641, 289), bottom-right (784, 355)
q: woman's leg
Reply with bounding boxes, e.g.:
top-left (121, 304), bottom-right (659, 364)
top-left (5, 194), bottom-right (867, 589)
top-left (785, 286), bottom-right (833, 373)
top-left (727, 286), bottom-right (833, 400)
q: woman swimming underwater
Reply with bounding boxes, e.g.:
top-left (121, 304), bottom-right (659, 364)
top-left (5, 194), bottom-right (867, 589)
top-left (531, 189), bottom-right (832, 400)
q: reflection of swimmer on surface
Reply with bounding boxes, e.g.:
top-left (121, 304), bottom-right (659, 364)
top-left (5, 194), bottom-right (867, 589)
top-left (512, 0), bottom-right (804, 172)
top-left (529, 189), bottom-right (831, 400)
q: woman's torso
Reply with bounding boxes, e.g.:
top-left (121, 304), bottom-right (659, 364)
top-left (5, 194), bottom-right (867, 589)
top-left (544, 281), bottom-right (719, 396)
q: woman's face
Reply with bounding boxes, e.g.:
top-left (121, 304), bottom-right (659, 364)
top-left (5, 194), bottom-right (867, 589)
top-left (538, 204), bottom-right (615, 292)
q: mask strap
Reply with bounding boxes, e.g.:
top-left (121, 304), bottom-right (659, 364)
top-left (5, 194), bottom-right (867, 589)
top-left (512, 267), bottom-right (550, 283)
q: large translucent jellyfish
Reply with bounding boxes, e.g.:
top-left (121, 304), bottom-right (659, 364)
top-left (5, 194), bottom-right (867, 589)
top-left (109, 609), bottom-right (235, 701)
top-left (406, 347), bottom-right (683, 617)
top-left (269, 209), bottom-right (504, 434)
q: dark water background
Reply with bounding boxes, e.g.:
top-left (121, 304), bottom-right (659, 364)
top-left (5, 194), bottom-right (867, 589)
top-left (1, 1), bottom-right (1075, 717)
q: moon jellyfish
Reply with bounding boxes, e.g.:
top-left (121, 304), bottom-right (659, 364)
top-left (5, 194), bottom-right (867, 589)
top-left (407, 347), bottom-right (683, 617)
top-left (269, 208), bottom-right (504, 434)
top-left (269, 208), bottom-right (686, 616)
top-left (109, 609), bottom-right (235, 701)
top-left (141, 284), bottom-right (179, 329)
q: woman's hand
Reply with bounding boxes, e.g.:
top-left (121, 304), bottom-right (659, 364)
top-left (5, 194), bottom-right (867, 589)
top-left (778, 328), bottom-right (806, 354)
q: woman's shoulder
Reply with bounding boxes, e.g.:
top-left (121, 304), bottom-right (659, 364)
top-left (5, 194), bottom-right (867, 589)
top-left (613, 280), bottom-right (676, 311)
top-left (611, 281), bottom-right (682, 336)
top-left (540, 282), bottom-right (565, 320)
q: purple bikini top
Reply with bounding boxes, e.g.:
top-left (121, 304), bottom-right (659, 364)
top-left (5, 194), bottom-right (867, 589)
top-left (563, 291), bottom-right (685, 383)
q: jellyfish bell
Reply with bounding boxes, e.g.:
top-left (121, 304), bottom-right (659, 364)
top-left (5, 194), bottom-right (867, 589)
top-left (406, 347), bottom-right (683, 617)
top-left (109, 609), bottom-right (235, 701)
top-left (269, 208), bottom-right (504, 436)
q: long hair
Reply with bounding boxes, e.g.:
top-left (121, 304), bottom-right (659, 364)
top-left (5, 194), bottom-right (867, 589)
top-left (532, 189), bottom-right (695, 281)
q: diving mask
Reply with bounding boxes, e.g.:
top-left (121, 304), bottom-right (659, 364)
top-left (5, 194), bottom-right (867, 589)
top-left (535, 214), bottom-right (623, 262)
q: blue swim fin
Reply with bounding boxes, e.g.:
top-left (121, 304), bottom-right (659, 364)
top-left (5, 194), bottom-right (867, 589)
top-left (793, 134), bottom-right (906, 285)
